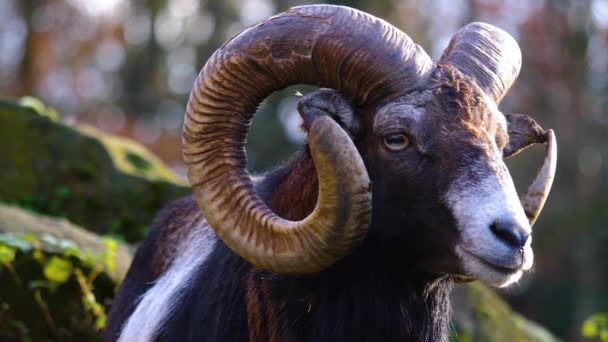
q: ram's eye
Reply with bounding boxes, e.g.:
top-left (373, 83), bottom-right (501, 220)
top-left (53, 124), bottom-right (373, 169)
top-left (383, 133), bottom-right (410, 151)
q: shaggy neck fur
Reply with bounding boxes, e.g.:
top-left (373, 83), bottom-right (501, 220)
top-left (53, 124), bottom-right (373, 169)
top-left (246, 245), bottom-right (453, 342)
top-left (250, 149), bottom-right (454, 342)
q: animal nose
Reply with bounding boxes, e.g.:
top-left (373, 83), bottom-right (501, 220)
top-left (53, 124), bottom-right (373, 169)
top-left (490, 220), bottom-right (530, 248)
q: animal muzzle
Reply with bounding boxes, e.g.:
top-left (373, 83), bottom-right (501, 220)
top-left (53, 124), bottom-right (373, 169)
top-left (448, 130), bottom-right (556, 287)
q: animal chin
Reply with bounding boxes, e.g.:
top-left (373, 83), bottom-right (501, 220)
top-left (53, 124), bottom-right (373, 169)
top-left (456, 247), bottom-right (527, 288)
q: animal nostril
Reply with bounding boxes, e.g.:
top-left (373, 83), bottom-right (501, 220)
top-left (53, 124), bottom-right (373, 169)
top-left (490, 220), bottom-right (530, 248)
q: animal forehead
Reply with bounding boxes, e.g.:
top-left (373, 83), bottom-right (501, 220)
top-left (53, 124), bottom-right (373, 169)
top-left (373, 92), bottom-right (508, 143)
top-left (373, 102), bottom-right (423, 132)
top-left (429, 66), bottom-right (509, 138)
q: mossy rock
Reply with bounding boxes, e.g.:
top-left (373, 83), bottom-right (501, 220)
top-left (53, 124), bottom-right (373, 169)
top-left (0, 204), bottom-right (133, 282)
top-left (0, 204), bottom-right (133, 341)
top-left (451, 282), bottom-right (560, 342)
top-left (0, 99), bottom-right (190, 242)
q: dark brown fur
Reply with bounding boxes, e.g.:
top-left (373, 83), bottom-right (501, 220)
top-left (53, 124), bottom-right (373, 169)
top-left (431, 64), bottom-right (509, 152)
top-left (266, 149), bottom-right (318, 221)
top-left (151, 198), bottom-right (205, 275)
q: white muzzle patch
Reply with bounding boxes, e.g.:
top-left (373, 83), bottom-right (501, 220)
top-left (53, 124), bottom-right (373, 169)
top-left (445, 159), bottom-right (533, 288)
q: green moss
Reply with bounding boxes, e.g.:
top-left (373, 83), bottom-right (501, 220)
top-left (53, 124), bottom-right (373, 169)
top-left (18, 96), bottom-right (59, 121)
top-left (77, 124), bottom-right (186, 183)
top-left (0, 99), bottom-right (190, 242)
top-left (126, 151), bottom-right (152, 171)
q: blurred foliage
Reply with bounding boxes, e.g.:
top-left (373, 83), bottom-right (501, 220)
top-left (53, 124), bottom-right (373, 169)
top-left (581, 313), bottom-right (608, 341)
top-left (0, 231), bottom-right (120, 340)
top-left (451, 283), bottom-right (559, 342)
top-left (0, 0), bottom-right (607, 340)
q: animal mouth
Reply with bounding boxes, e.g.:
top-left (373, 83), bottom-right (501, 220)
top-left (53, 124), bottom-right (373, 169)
top-left (461, 248), bottom-right (522, 274)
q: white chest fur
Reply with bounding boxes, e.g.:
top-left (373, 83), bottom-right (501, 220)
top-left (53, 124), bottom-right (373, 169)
top-left (118, 226), bottom-right (218, 342)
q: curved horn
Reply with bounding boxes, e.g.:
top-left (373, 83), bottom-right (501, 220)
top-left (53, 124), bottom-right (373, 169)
top-left (183, 5), bottom-right (433, 273)
top-left (440, 22), bottom-right (522, 103)
top-left (522, 130), bottom-right (557, 225)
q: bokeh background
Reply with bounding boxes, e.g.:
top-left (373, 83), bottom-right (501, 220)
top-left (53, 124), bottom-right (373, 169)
top-left (1, 0), bottom-right (607, 340)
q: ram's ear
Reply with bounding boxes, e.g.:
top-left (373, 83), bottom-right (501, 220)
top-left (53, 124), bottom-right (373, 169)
top-left (503, 113), bottom-right (546, 158)
top-left (298, 89), bottom-right (360, 137)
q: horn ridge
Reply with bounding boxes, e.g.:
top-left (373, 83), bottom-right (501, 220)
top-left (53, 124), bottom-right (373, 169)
top-left (441, 22), bottom-right (522, 103)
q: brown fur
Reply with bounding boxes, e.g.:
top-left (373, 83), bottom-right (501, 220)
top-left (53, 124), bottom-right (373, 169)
top-left (266, 149), bottom-right (319, 221)
top-left (430, 63), bottom-right (509, 154)
top-left (247, 269), bottom-right (279, 342)
top-left (246, 149), bottom-right (321, 341)
top-left (151, 199), bottom-right (206, 276)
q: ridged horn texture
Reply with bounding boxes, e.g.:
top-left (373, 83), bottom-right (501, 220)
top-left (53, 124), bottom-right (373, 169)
top-left (522, 130), bottom-right (557, 226)
top-left (182, 5), bottom-right (433, 274)
top-left (440, 22), bottom-right (522, 103)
